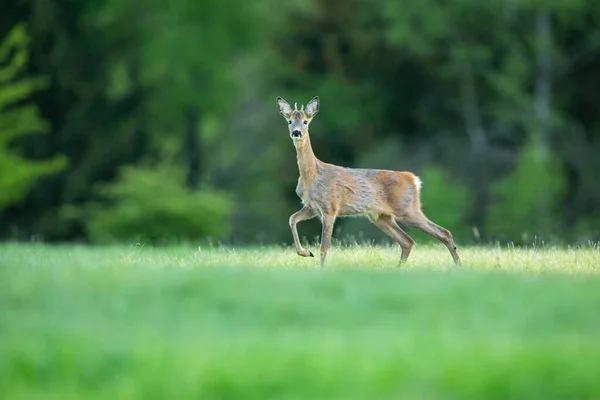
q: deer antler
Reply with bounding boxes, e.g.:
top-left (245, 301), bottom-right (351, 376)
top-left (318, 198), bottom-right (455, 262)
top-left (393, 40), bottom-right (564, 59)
top-left (294, 103), bottom-right (298, 111)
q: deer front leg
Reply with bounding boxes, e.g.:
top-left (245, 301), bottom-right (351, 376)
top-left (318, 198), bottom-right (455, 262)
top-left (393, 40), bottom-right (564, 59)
top-left (319, 214), bottom-right (336, 268)
top-left (289, 206), bottom-right (316, 257)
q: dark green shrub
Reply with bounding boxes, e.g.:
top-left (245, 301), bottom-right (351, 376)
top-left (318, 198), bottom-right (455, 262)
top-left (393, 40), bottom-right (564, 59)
top-left (486, 134), bottom-right (566, 244)
top-left (87, 166), bottom-right (232, 244)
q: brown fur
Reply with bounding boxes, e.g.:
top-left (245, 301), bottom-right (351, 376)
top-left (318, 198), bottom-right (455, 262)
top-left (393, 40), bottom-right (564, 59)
top-left (277, 96), bottom-right (462, 267)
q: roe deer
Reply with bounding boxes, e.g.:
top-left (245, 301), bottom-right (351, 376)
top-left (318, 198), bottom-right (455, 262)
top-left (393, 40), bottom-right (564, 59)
top-left (277, 96), bottom-right (462, 267)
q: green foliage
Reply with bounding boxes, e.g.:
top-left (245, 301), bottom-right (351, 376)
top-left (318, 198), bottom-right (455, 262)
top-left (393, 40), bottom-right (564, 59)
top-left (1, 0), bottom-right (600, 244)
top-left (87, 166), bottom-right (233, 244)
top-left (132, 0), bottom-right (266, 123)
top-left (417, 165), bottom-right (472, 243)
top-left (573, 213), bottom-right (600, 243)
top-left (486, 134), bottom-right (567, 243)
top-left (0, 23), bottom-right (66, 210)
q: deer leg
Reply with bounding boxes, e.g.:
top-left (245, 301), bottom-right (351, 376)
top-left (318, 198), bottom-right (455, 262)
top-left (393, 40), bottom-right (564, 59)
top-left (371, 214), bottom-right (415, 265)
top-left (289, 206), bottom-right (316, 257)
top-left (403, 211), bottom-right (462, 265)
top-left (319, 214), bottom-right (336, 268)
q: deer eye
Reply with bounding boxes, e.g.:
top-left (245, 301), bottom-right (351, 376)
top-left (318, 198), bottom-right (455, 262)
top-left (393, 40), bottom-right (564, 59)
top-left (288, 120), bottom-right (292, 124)
top-left (303, 120), bottom-right (308, 125)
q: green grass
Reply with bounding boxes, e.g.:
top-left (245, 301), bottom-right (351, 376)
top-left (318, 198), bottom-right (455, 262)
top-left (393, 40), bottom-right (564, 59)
top-left (1, 242), bottom-right (600, 399)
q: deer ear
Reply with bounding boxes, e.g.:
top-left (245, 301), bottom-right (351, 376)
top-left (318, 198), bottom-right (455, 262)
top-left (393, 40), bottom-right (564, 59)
top-left (305, 96), bottom-right (319, 117)
top-left (277, 96), bottom-right (292, 118)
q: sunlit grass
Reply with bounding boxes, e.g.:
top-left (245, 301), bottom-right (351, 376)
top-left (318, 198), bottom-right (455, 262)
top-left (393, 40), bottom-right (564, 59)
top-left (1, 242), bottom-right (600, 399)
top-left (3, 241), bottom-right (598, 273)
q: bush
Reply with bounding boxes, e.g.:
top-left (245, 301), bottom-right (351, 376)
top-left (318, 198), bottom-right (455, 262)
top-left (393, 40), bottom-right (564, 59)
top-left (86, 166), bottom-right (233, 245)
top-left (486, 134), bottom-right (566, 244)
top-left (572, 213), bottom-right (600, 244)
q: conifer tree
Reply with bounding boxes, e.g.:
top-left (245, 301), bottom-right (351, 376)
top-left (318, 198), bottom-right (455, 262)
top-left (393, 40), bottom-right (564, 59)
top-left (0, 23), bottom-right (66, 210)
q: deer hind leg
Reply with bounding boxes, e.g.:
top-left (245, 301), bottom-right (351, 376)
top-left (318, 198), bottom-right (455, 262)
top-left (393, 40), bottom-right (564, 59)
top-left (289, 206), bottom-right (316, 257)
top-left (369, 214), bottom-right (415, 264)
top-left (401, 210), bottom-right (462, 265)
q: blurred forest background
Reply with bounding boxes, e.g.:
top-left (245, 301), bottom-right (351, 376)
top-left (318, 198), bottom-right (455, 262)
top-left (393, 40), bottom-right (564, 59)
top-left (1, 0), bottom-right (599, 246)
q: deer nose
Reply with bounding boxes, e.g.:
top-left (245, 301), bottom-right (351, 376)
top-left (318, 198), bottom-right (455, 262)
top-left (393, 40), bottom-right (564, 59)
top-left (291, 130), bottom-right (301, 138)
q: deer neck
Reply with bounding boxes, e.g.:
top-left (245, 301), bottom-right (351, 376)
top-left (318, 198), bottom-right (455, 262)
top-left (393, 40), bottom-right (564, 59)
top-left (294, 135), bottom-right (319, 184)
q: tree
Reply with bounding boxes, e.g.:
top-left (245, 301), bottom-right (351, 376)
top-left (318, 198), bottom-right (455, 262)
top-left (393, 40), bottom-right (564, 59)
top-left (0, 23), bottom-right (66, 210)
top-left (133, 0), bottom-right (266, 188)
top-left (3, 0), bottom-right (150, 240)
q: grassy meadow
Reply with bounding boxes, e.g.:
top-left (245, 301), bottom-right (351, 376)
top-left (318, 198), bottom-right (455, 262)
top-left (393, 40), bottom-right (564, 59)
top-left (1, 242), bottom-right (600, 399)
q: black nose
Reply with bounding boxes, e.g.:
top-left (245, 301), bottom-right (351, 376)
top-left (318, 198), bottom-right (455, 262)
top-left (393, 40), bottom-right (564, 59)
top-left (292, 130), bottom-right (301, 138)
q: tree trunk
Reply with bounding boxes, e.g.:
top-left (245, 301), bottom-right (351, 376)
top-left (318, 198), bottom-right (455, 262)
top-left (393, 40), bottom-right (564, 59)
top-left (534, 11), bottom-right (552, 144)
top-left (459, 59), bottom-right (487, 153)
top-left (185, 107), bottom-right (202, 190)
top-left (533, 10), bottom-right (553, 233)
top-left (128, 35), bottom-right (147, 162)
top-left (459, 57), bottom-right (489, 235)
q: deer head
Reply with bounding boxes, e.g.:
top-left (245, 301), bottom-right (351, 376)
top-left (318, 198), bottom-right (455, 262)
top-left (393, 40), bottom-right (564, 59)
top-left (276, 96), bottom-right (320, 142)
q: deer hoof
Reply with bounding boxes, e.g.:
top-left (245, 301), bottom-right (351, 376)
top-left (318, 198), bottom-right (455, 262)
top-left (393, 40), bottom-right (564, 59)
top-left (297, 250), bottom-right (314, 257)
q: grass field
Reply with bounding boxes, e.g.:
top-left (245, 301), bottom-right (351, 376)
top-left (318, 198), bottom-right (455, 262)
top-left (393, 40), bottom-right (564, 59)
top-left (1, 242), bottom-right (600, 399)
